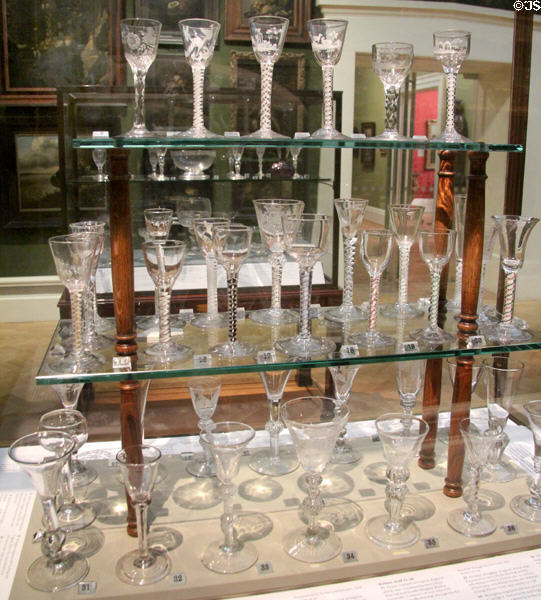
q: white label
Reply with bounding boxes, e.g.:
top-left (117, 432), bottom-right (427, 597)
top-left (413, 134), bottom-right (428, 141)
top-left (237, 307), bottom-right (246, 320)
top-left (351, 133), bottom-right (366, 139)
top-left (294, 132), bottom-right (310, 139)
top-left (257, 350), bottom-right (276, 364)
top-left (310, 304), bottom-right (321, 319)
top-left (92, 131), bottom-right (109, 138)
top-left (257, 561), bottom-right (274, 575)
top-left (467, 335), bottom-right (485, 349)
top-left (224, 131), bottom-right (241, 137)
top-left (340, 345), bottom-right (359, 358)
top-left (423, 537), bottom-right (440, 549)
top-left (178, 308), bottom-right (194, 318)
top-left (170, 572), bottom-right (187, 585)
top-left (166, 130), bottom-right (177, 137)
top-left (342, 550), bottom-right (358, 563)
top-left (402, 341), bottom-right (420, 353)
top-left (112, 356), bottom-right (131, 372)
top-left (502, 523), bottom-right (518, 535)
top-left (78, 581), bottom-right (97, 594)
top-left (194, 354), bottom-right (211, 368)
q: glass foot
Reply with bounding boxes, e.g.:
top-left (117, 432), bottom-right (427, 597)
top-left (57, 501), bottom-right (96, 533)
top-left (116, 547), bottom-right (171, 586)
top-left (209, 340), bottom-right (256, 359)
top-left (49, 351), bottom-right (105, 374)
top-left (249, 308), bottom-right (299, 326)
top-left (244, 128), bottom-right (289, 140)
top-left (371, 130), bottom-right (410, 141)
top-left (310, 127), bottom-right (349, 140)
top-left (177, 126), bottom-right (221, 139)
top-left (202, 539), bottom-right (258, 573)
top-left (145, 341), bottom-right (193, 362)
top-left (483, 323), bottom-right (533, 344)
top-left (227, 173), bottom-right (247, 180)
top-left (186, 455), bottom-right (215, 478)
top-left (324, 304), bottom-right (367, 324)
top-left (510, 494), bottom-right (541, 522)
top-left (447, 508), bottom-right (496, 537)
top-left (348, 330), bottom-right (395, 349)
top-left (248, 447), bottom-right (299, 476)
top-left (86, 333), bottom-right (115, 351)
top-left (27, 552), bottom-right (89, 593)
top-left (330, 441), bottom-right (361, 465)
top-left (481, 461), bottom-right (516, 483)
top-left (380, 302), bottom-right (425, 319)
top-left (384, 494), bottom-right (436, 522)
top-left (122, 125), bottom-right (153, 138)
top-left (365, 514), bottom-right (420, 548)
top-left (364, 461), bottom-right (388, 484)
top-left (63, 527), bottom-right (105, 558)
top-left (275, 335), bottom-right (336, 359)
top-left (410, 326), bottom-right (455, 346)
top-left (283, 524), bottom-right (342, 563)
top-left (72, 461), bottom-right (97, 488)
top-left (190, 312), bottom-right (228, 329)
top-left (431, 130), bottom-right (472, 143)
top-left (298, 498), bottom-right (364, 532)
top-left (137, 315), bottom-right (186, 333)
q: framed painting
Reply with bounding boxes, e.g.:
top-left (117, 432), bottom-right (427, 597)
top-left (224, 0), bottom-right (311, 43)
top-left (230, 50), bottom-right (305, 91)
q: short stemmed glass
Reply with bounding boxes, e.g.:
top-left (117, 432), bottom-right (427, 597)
top-left (92, 148), bottom-right (107, 181)
top-left (247, 15), bottom-right (289, 139)
top-left (116, 445), bottom-right (171, 585)
top-left (186, 376), bottom-right (222, 478)
top-left (275, 214), bottom-right (335, 358)
top-left (350, 229), bottom-right (394, 349)
top-left (307, 18), bottom-right (348, 140)
top-left (483, 358), bottom-right (524, 483)
top-left (175, 195), bottom-right (211, 250)
top-left (226, 146), bottom-right (245, 179)
top-left (447, 194), bottom-right (467, 310)
top-left (255, 146), bottom-right (265, 178)
top-left (9, 431), bottom-right (89, 592)
top-left (142, 240), bottom-right (193, 362)
top-left (289, 146), bottom-right (302, 178)
top-left (211, 224), bottom-right (255, 358)
top-left (325, 198), bottom-right (368, 323)
top-left (410, 229), bottom-right (456, 346)
top-left (484, 215), bottom-right (539, 343)
top-left (201, 422), bottom-right (256, 573)
top-left (251, 199), bottom-right (304, 326)
top-left (447, 418), bottom-right (499, 536)
top-left (281, 396), bottom-right (349, 562)
top-left (178, 19), bottom-right (220, 138)
top-left (120, 18), bottom-right (161, 137)
top-left (365, 414), bottom-right (428, 548)
top-left (155, 148), bottom-right (168, 180)
top-left (380, 205), bottom-right (425, 319)
top-left (511, 400), bottom-right (541, 522)
top-left (147, 148), bottom-right (159, 179)
top-left (371, 42), bottom-right (414, 140)
top-left (192, 217), bottom-right (230, 329)
top-left (53, 383), bottom-right (84, 410)
top-left (432, 30), bottom-right (471, 142)
top-left (396, 359), bottom-right (425, 422)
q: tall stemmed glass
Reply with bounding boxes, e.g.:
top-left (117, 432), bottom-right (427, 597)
top-left (484, 215), bottom-right (539, 343)
top-left (281, 397), bottom-right (349, 563)
top-left (447, 418), bottom-right (499, 536)
top-left (147, 149), bottom-right (159, 179)
top-left (447, 194), bottom-right (467, 310)
top-left (192, 217), bottom-right (230, 329)
top-left (307, 19), bottom-right (348, 140)
top-left (251, 199), bottom-right (304, 326)
top-left (275, 214), bottom-right (335, 358)
top-left (247, 16), bottom-right (289, 139)
top-left (350, 230), bottom-right (394, 349)
top-left (511, 400), bottom-right (541, 522)
top-left (120, 19), bottom-right (161, 138)
top-left (432, 30), bottom-right (471, 142)
top-left (380, 205), bottom-right (425, 319)
top-left (9, 431), bottom-right (89, 592)
top-left (186, 377), bottom-right (221, 478)
top-left (142, 240), bottom-right (192, 362)
top-left (226, 146), bottom-right (245, 179)
top-left (175, 195), bottom-right (211, 250)
top-left (211, 224), bottom-right (255, 359)
top-left (365, 414), bottom-right (428, 548)
top-left (201, 422), bottom-right (256, 573)
top-left (371, 42), bottom-right (414, 140)
top-left (92, 149), bottom-right (107, 181)
top-left (325, 198), bottom-right (368, 323)
top-left (477, 224), bottom-right (498, 323)
top-left (155, 148), bottom-right (168, 180)
top-left (289, 146), bottom-right (302, 178)
top-left (116, 445), bottom-right (171, 585)
top-left (255, 147), bottom-right (265, 178)
top-left (410, 229), bottom-right (456, 346)
top-left (178, 19), bottom-right (220, 138)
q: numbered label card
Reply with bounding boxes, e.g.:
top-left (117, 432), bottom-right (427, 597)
top-left (78, 581), bottom-right (97, 594)
top-left (467, 335), bottom-right (486, 349)
top-left (257, 350), bottom-right (276, 364)
top-left (340, 344), bottom-right (359, 358)
top-left (112, 356), bottom-right (132, 372)
top-left (401, 341), bottom-right (420, 354)
top-left (194, 354), bottom-right (212, 368)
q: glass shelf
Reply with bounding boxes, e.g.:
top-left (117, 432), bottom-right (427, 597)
top-left (68, 175), bottom-right (331, 185)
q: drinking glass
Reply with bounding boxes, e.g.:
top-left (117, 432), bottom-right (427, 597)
top-left (156, 147), bottom-right (168, 180)
top-left (307, 19), bottom-right (348, 140)
top-left (120, 18), bottom-right (161, 137)
top-left (192, 217), bottom-right (230, 329)
top-left (371, 42), bottom-right (414, 140)
top-left (410, 229), bottom-right (456, 346)
top-left (349, 229), bottom-right (394, 348)
top-left (365, 414), bottom-right (428, 548)
top-left (210, 224), bottom-right (255, 359)
top-left (251, 199), bottom-right (304, 326)
top-left (9, 431), bottom-right (89, 592)
top-left (289, 146), bottom-right (302, 179)
top-left (275, 214), bottom-right (335, 358)
top-left (477, 224), bottom-right (498, 324)
top-left (484, 358), bottom-right (524, 483)
top-left (147, 148), bottom-right (159, 179)
top-left (447, 418), bottom-right (499, 536)
top-left (142, 240), bottom-right (193, 362)
top-left (226, 146), bottom-right (245, 179)
top-left (186, 376), bottom-right (221, 478)
top-left (92, 148), bottom-right (107, 181)
top-left (380, 205), bottom-right (425, 319)
top-left (201, 422), bottom-right (256, 573)
top-left (175, 195), bottom-right (212, 250)
top-left (510, 400), bottom-right (541, 522)
top-left (178, 19), bottom-right (221, 138)
top-left (447, 194), bottom-right (467, 310)
top-left (255, 146), bottom-right (265, 179)
top-left (116, 445), bottom-right (171, 585)
top-left (325, 198), bottom-right (368, 323)
top-left (396, 359), bottom-right (425, 421)
top-left (53, 383), bottom-right (84, 410)
top-left (247, 15), bottom-right (289, 139)
top-left (281, 396), bottom-right (349, 563)
top-left (432, 30), bottom-right (471, 142)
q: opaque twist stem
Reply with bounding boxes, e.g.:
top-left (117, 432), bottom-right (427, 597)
top-left (192, 65), bottom-right (206, 132)
top-left (260, 63), bottom-right (274, 132)
top-left (227, 273), bottom-right (239, 343)
top-left (342, 236), bottom-right (356, 311)
top-left (322, 65), bottom-right (334, 130)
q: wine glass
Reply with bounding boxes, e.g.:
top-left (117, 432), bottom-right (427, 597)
top-left (226, 146), bottom-right (245, 179)
top-left (275, 214), bottom-right (335, 358)
top-left (178, 19), bottom-right (220, 138)
top-left (9, 431), bottom-right (89, 592)
top-left (281, 396), bottom-right (349, 563)
top-left (116, 445), bottom-right (171, 585)
top-left (255, 146), bottom-right (265, 179)
top-left (325, 198), bottom-right (368, 323)
top-left (247, 15), bottom-right (289, 139)
top-left (289, 146), bottom-right (302, 179)
top-left (120, 18), bottom-right (161, 137)
top-left (210, 224), bottom-right (255, 359)
top-left (175, 195), bottom-right (211, 250)
top-left (192, 217), bottom-right (230, 329)
top-left (396, 359), bottom-right (425, 421)
top-left (141, 240), bottom-right (193, 362)
top-left (53, 383), bottom-right (84, 410)
top-left (186, 376), bottom-right (222, 478)
top-left (380, 205), bottom-right (425, 319)
top-left (432, 30), bottom-right (472, 142)
top-left (307, 18), bottom-right (348, 140)
top-left (371, 42), bottom-right (414, 140)
top-left (510, 400), bottom-right (541, 522)
top-left (92, 148), bottom-right (107, 181)
top-left (144, 207), bottom-right (173, 241)
top-left (201, 422), bottom-right (256, 573)
top-left (155, 147), bottom-right (168, 180)
top-left (447, 194), bottom-right (467, 311)
top-left (447, 418), bottom-right (499, 536)
top-left (349, 229), bottom-right (395, 349)
top-left (410, 229), bottom-right (456, 346)
top-left (147, 148), bottom-right (159, 179)
top-left (251, 199), bottom-right (304, 326)
top-left (477, 224), bottom-right (498, 324)
top-left (365, 414), bottom-right (428, 548)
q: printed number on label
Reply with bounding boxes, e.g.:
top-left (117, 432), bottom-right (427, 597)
top-left (78, 581), bottom-right (97, 594)
top-left (257, 561), bottom-right (273, 574)
top-left (171, 572), bottom-right (187, 585)
top-left (423, 537), bottom-right (439, 549)
top-left (467, 335), bottom-right (485, 349)
top-left (342, 550), bottom-right (358, 563)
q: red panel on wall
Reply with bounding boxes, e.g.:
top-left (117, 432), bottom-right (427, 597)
top-left (413, 88), bottom-right (438, 198)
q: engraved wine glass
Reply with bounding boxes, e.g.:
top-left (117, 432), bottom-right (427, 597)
top-left (120, 18), bottom-right (161, 137)
top-left (92, 148), bottom-right (107, 182)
